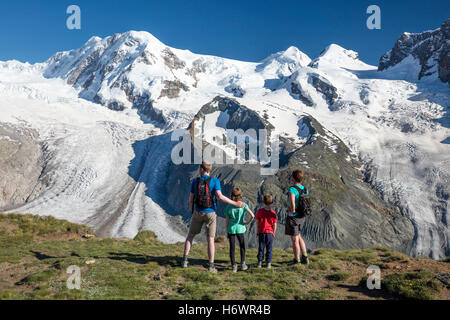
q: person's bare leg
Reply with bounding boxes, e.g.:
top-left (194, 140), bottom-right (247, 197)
top-left (298, 235), bottom-right (307, 256)
top-left (207, 236), bottom-right (215, 263)
top-left (291, 235), bottom-right (300, 260)
top-left (184, 235), bottom-right (194, 257)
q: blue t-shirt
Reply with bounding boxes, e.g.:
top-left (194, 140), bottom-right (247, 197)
top-left (287, 184), bottom-right (308, 217)
top-left (190, 175), bottom-right (222, 213)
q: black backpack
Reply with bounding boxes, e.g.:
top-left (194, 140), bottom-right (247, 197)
top-left (195, 177), bottom-right (215, 210)
top-left (292, 185), bottom-right (311, 218)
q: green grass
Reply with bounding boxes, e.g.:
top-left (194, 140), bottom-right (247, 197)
top-left (378, 249), bottom-right (409, 263)
top-left (0, 213), bottom-right (93, 236)
top-left (326, 272), bottom-right (351, 282)
top-left (359, 269), bottom-right (443, 300)
top-left (382, 270), bottom-right (442, 300)
top-left (18, 269), bottom-right (59, 284)
top-left (0, 213), bottom-right (447, 300)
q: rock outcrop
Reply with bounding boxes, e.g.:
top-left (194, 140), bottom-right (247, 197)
top-left (164, 97), bottom-right (415, 253)
top-left (0, 125), bottom-right (44, 211)
top-left (309, 73), bottom-right (338, 105)
top-left (379, 19), bottom-right (450, 83)
top-left (159, 80), bottom-right (189, 99)
top-left (285, 72), bottom-right (338, 106)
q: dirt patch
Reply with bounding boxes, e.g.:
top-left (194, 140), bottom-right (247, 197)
top-left (0, 221), bottom-right (18, 233)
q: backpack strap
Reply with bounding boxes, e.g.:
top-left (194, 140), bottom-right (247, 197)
top-left (301, 186), bottom-right (308, 195)
top-left (291, 185), bottom-right (306, 195)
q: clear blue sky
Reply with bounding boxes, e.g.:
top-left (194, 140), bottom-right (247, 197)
top-left (0, 0), bottom-right (448, 65)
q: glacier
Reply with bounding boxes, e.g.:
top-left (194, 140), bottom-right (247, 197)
top-left (0, 24), bottom-right (449, 258)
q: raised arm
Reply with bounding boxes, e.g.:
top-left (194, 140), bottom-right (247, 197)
top-left (215, 190), bottom-right (245, 208)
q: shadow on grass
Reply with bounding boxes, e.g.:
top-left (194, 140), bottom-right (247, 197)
top-left (30, 250), bottom-right (58, 260)
top-left (107, 252), bottom-right (229, 269)
top-left (337, 284), bottom-right (396, 300)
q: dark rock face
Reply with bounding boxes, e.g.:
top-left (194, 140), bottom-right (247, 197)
top-left (164, 97), bottom-right (415, 253)
top-left (162, 48), bottom-right (186, 70)
top-left (137, 50), bottom-right (156, 65)
top-left (133, 95), bottom-right (166, 124)
top-left (0, 125), bottom-right (44, 211)
top-left (287, 73), bottom-right (338, 106)
top-left (309, 73), bottom-right (338, 105)
top-left (439, 41), bottom-right (450, 83)
top-left (189, 96), bottom-right (274, 134)
top-left (290, 82), bottom-right (314, 106)
top-left (185, 59), bottom-right (207, 88)
top-left (159, 80), bottom-right (190, 99)
top-left (107, 101), bottom-right (125, 111)
top-left (379, 19), bottom-right (450, 83)
top-left (225, 84), bottom-right (245, 97)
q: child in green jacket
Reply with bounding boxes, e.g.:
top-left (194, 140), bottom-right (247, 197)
top-left (225, 187), bottom-right (255, 272)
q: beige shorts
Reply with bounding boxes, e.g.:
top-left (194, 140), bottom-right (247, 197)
top-left (188, 210), bottom-right (217, 238)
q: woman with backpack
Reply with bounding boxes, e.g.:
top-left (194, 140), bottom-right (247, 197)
top-left (285, 170), bottom-right (310, 265)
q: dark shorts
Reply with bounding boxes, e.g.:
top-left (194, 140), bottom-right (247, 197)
top-left (285, 215), bottom-right (305, 236)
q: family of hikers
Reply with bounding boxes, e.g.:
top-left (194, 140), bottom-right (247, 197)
top-left (182, 161), bottom-right (311, 273)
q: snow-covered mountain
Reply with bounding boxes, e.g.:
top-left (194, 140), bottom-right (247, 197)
top-left (41, 31), bottom-right (314, 129)
top-left (379, 19), bottom-right (450, 83)
top-left (0, 20), bottom-right (449, 258)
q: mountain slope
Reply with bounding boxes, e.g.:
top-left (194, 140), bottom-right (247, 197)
top-left (0, 22), bottom-right (449, 258)
top-left (42, 31), bottom-right (312, 127)
top-left (164, 97), bottom-right (414, 252)
top-left (379, 19), bottom-right (450, 83)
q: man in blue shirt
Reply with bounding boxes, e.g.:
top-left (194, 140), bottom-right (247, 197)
top-left (286, 169), bottom-right (310, 265)
top-left (182, 161), bottom-right (245, 273)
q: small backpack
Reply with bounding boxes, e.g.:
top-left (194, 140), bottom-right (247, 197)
top-left (292, 185), bottom-right (311, 218)
top-left (195, 177), bottom-right (215, 210)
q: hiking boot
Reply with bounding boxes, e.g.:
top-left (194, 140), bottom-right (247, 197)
top-left (257, 261), bottom-right (262, 268)
top-left (266, 262), bottom-right (272, 269)
top-left (240, 263), bottom-right (248, 271)
top-left (181, 259), bottom-right (189, 268)
top-left (232, 264), bottom-right (238, 273)
top-left (288, 258), bottom-right (300, 266)
top-left (208, 263), bottom-right (218, 273)
top-left (300, 255), bottom-right (310, 265)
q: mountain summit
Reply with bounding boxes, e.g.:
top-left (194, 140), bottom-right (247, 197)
top-left (42, 31), bottom-right (314, 125)
top-left (309, 44), bottom-right (373, 70)
top-left (379, 19), bottom-right (450, 83)
top-left (256, 46), bottom-right (311, 77)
